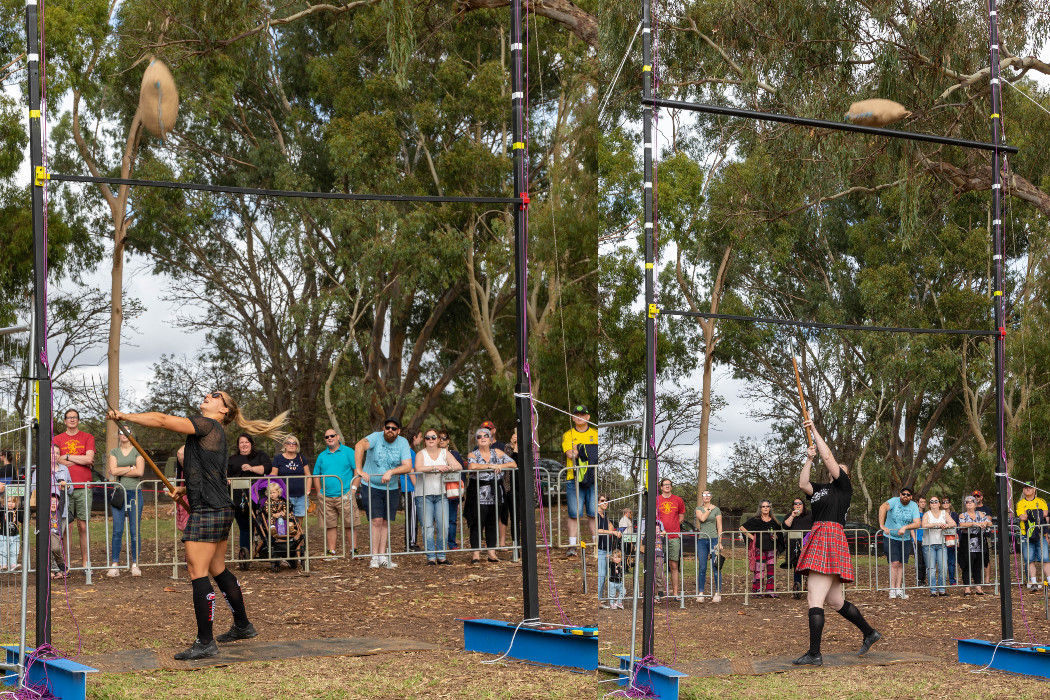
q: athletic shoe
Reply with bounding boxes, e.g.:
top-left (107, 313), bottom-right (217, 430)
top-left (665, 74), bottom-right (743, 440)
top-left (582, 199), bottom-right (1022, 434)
top-left (106, 567), bottom-right (119, 578)
top-left (888, 588), bottom-right (899, 599)
top-left (174, 638), bottom-right (219, 661)
top-left (711, 594), bottom-right (721, 603)
top-left (697, 593), bottom-right (706, 603)
top-left (216, 622), bottom-right (258, 643)
top-left (130, 564), bottom-right (142, 577)
top-left (898, 590), bottom-right (909, 599)
top-left (599, 602), bottom-right (610, 609)
top-left (858, 630), bottom-right (881, 656)
top-left (382, 556), bottom-right (398, 569)
top-left (323, 550), bottom-right (339, 562)
top-left (565, 547), bottom-right (578, 558)
top-left (792, 652), bottom-right (822, 666)
top-left (369, 556), bottom-right (380, 568)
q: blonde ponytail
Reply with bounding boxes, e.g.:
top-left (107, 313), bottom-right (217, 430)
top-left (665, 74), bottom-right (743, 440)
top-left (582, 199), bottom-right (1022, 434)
top-left (217, 391), bottom-right (290, 444)
top-left (234, 410), bottom-right (290, 443)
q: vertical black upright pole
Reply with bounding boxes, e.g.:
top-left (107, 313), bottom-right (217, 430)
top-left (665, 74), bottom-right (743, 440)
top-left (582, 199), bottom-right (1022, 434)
top-left (510, 0), bottom-right (539, 622)
top-left (25, 0), bottom-right (53, 647)
top-left (986, 0), bottom-right (1012, 642)
top-left (640, 0), bottom-right (658, 658)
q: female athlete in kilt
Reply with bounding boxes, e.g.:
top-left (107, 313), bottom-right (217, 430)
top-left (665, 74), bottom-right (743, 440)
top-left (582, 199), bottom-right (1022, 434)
top-left (792, 420), bottom-right (880, 666)
top-left (109, 392), bottom-right (287, 660)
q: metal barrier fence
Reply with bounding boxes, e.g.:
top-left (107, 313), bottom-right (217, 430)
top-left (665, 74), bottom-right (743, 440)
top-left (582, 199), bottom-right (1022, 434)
top-left (589, 523), bottom-right (1050, 612)
top-left (18, 480), bottom-right (131, 585)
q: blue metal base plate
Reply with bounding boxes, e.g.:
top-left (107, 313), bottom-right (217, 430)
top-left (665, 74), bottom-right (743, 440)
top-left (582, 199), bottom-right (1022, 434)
top-left (616, 655), bottom-right (688, 700)
top-left (3, 646), bottom-right (99, 700)
top-left (460, 618), bottom-right (598, 670)
top-left (956, 638), bottom-right (1050, 679)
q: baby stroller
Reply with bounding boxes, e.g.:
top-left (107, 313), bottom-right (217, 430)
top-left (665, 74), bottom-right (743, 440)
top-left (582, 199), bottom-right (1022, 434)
top-left (250, 478), bottom-right (305, 572)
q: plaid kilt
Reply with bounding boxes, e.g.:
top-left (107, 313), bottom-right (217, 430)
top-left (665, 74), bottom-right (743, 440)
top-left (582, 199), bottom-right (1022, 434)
top-left (182, 506), bottom-right (234, 543)
top-left (796, 521), bottom-right (854, 582)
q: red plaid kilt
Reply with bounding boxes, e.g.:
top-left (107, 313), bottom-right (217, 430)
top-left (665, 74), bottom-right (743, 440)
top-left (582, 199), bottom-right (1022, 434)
top-left (796, 521), bottom-right (854, 582)
top-left (182, 506), bottom-right (234, 543)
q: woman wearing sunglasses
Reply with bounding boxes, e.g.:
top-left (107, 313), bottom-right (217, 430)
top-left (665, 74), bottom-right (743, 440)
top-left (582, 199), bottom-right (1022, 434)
top-left (921, 496), bottom-right (955, 596)
top-left (109, 391), bottom-right (288, 660)
top-left (793, 420), bottom-right (880, 667)
top-left (464, 427), bottom-right (513, 563)
top-left (414, 429), bottom-right (463, 564)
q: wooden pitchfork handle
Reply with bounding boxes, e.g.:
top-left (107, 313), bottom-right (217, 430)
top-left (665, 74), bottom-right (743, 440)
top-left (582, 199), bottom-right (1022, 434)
top-left (111, 419), bottom-right (192, 513)
top-left (792, 356), bottom-right (813, 447)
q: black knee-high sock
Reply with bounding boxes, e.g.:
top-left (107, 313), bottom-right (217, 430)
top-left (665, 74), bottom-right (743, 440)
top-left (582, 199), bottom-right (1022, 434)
top-left (213, 568), bottom-right (250, 627)
top-left (808, 607), bottom-right (825, 655)
top-left (191, 576), bottom-right (216, 642)
top-left (837, 601), bottom-right (875, 636)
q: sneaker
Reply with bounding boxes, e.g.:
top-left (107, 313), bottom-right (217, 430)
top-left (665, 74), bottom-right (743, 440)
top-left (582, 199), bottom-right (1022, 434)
top-left (130, 564), bottom-right (142, 577)
top-left (216, 622), bottom-right (258, 643)
top-left (381, 556), bottom-right (398, 569)
top-left (615, 602), bottom-right (625, 610)
top-left (858, 630), bottom-right (881, 656)
top-left (697, 593), bottom-right (706, 603)
top-left (888, 588), bottom-right (899, 599)
top-left (369, 556), bottom-right (381, 568)
top-left (174, 638), bottom-right (219, 661)
top-left (599, 602), bottom-right (610, 609)
top-left (323, 550), bottom-right (339, 562)
top-left (792, 651), bottom-right (823, 666)
top-left (106, 567), bottom-right (120, 578)
top-left (711, 594), bottom-right (721, 603)
top-left (899, 590), bottom-right (909, 599)
top-left (565, 547), bottom-right (578, 558)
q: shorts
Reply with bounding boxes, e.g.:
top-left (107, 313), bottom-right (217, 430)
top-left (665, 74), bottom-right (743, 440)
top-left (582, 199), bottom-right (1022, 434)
top-left (363, 485), bottom-right (400, 522)
top-left (288, 494), bottom-right (307, 518)
top-left (796, 522), bottom-right (854, 582)
top-left (566, 481), bottom-right (596, 520)
top-left (887, 537), bottom-right (913, 564)
top-left (321, 493), bottom-right (353, 530)
top-left (182, 506), bottom-right (234, 543)
top-left (665, 537), bottom-right (681, 563)
top-left (1022, 534), bottom-right (1049, 564)
top-left (68, 487), bottom-right (91, 522)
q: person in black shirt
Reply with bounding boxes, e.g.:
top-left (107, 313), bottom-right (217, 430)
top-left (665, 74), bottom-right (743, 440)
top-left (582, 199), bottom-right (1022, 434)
top-left (782, 497), bottom-right (813, 598)
top-left (793, 421), bottom-right (880, 667)
top-left (227, 435), bottom-right (271, 567)
top-left (109, 391), bottom-right (287, 661)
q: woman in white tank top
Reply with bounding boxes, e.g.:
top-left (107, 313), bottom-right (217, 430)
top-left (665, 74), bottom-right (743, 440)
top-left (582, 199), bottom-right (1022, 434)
top-left (921, 498), bottom-right (955, 596)
top-left (414, 430), bottom-right (464, 564)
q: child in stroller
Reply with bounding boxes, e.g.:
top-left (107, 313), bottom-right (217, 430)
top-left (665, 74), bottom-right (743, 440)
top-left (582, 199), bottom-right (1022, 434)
top-left (251, 479), bottom-right (304, 572)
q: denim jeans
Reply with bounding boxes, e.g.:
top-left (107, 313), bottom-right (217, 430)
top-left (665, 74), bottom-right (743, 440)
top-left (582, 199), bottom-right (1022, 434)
top-left (946, 545), bottom-right (957, 586)
top-left (924, 542), bottom-right (947, 593)
top-left (447, 497), bottom-right (460, 548)
top-left (597, 548), bottom-right (608, 600)
top-left (0, 535), bottom-right (20, 569)
top-left (111, 488), bottom-right (144, 564)
top-left (417, 494), bottom-right (449, 561)
top-left (608, 581), bottom-right (625, 605)
top-left (696, 537), bottom-right (721, 593)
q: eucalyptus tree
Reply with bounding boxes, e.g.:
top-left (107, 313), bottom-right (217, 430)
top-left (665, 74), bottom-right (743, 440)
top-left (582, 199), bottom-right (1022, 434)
top-left (598, 0), bottom-right (1050, 499)
top-left (41, 1), bottom-right (596, 454)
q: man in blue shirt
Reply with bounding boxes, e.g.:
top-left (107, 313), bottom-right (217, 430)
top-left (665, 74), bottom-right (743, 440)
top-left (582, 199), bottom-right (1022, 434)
top-left (879, 486), bottom-right (922, 599)
top-left (312, 430), bottom-right (358, 561)
top-left (355, 417), bottom-right (413, 569)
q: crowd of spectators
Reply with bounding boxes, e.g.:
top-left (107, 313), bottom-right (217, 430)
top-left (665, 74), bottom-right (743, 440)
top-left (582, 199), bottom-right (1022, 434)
top-left (594, 479), bottom-right (1049, 607)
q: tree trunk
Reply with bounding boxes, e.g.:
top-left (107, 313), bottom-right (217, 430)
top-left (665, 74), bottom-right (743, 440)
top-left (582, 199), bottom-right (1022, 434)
top-left (105, 111), bottom-right (142, 453)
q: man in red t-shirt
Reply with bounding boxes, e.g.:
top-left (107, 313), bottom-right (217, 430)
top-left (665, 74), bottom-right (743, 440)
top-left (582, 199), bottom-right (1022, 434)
top-left (655, 478), bottom-right (686, 599)
top-left (52, 409), bottom-right (95, 569)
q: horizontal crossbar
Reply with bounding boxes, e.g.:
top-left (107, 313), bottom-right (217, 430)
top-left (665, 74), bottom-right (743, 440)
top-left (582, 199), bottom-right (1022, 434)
top-left (646, 98), bottom-right (1019, 154)
top-left (661, 309), bottom-right (998, 336)
top-left (48, 173), bottom-right (523, 205)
